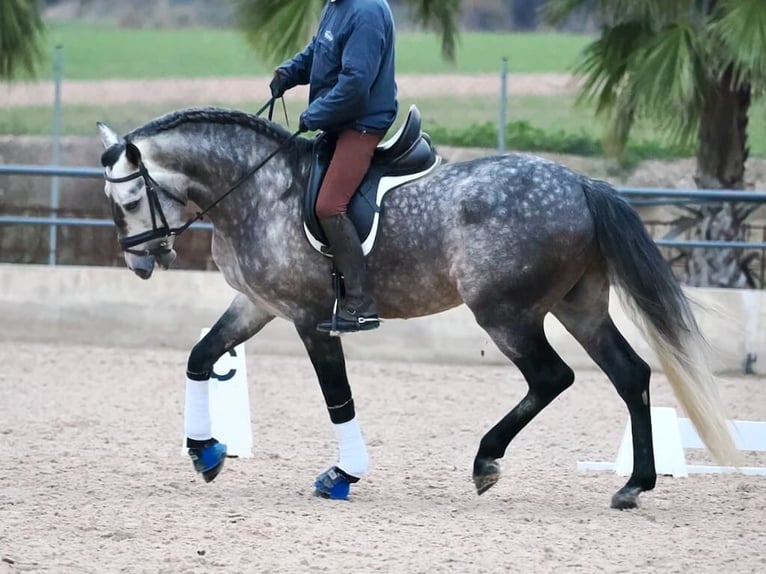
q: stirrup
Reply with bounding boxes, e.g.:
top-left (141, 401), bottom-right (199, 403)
top-left (316, 313), bottom-right (380, 335)
top-left (318, 261), bottom-right (380, 335)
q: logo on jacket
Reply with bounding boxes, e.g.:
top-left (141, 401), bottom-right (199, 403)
top-left (323, 30), bottom-right (334, 43)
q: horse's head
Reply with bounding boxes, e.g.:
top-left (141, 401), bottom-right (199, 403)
top-left (97, 122), bottom-right (188, 280)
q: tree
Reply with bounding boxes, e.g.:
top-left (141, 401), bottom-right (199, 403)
top-left (544, 0), bottom-right (766, 287)
top-left (0, 0), bottom-right (46, 81)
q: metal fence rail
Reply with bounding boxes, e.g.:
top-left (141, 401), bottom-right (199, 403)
top-left (1, 165), bottom-right (103, 178)
top-left (0, 215), bottom-right (214, 231)
top-left (619, 187), bottom-right (766, 202)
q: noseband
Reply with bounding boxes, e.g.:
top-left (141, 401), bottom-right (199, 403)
top-left (105, 97), bottom-right (300, 257)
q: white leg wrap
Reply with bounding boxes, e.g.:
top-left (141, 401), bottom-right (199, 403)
top-left (334, 418), bottom-right (369, 478)
top-left (184, 378), bottom-right (212, 441)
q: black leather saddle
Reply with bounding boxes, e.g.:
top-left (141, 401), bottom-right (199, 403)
top-left (302, 105), bottom-right (441, 256)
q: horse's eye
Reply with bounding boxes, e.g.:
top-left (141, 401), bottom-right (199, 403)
top-left (124, 199), bottom-right (141, 212)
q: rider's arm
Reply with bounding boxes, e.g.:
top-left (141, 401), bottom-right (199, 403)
top-left (300, 10), bottom-right (386, 130)
top-left (277, 38), bottom-right (316, 88)
top-left (276, 3), bottom-right (331, 89)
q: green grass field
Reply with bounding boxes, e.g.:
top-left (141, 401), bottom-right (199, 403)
top-left (5, 23), bottom-right (765, 159)
top-left (33, 22), bottom-right (591, 79)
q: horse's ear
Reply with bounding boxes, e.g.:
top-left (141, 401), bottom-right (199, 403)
top-left (97, 121), bottom-right (120, 149)
top-left (125, 142), bottom-right (142, 166)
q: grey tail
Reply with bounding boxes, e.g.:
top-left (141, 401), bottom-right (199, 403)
top-left (581, 177), bottom-right (741, 467)
top-left (580, 178), bottom-right (695, 348)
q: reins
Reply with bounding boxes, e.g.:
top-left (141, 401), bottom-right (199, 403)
top-left (105, 97), bottom-right (301, 254)
top-left (173, 103), bottom-right (300, 236)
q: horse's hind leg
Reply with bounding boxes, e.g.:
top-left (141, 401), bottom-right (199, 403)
top-left (185, 293), bottom-right (274, 482)
top-left (552, 268), bottom-right (655, 509)
top-left (470, 307), bottom-right (575, 495)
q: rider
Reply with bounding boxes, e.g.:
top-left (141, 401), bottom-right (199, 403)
top-left (269, 0), bottom-right (398, 334)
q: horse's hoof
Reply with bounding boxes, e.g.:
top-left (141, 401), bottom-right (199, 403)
top-left (473, 459), bottom-right (501, 495)
top-left (610, 486), bottom-right (642, 510)
top-left (188, 441), bottom-right (227, 483)
top-left (313, 466), bottom-right (358, 500)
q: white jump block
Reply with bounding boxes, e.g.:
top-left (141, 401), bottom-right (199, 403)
top-left (578, 406), bottom-right (766, 477)
top-left (181, 329), bottom-right (253, 458)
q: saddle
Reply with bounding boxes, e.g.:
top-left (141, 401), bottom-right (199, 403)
top-left (302, 105), bottom-right (441, 256)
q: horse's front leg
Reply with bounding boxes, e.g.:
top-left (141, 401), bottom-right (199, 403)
top-left (185, 293), bottom-right (274, 482)
top-left (295, 323), bottom-right (368, 500)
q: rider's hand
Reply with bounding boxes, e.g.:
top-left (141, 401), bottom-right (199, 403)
top-left (298, 112), bottom-right (311, 133)
top-left (269, 68), bottom-right (289, 99)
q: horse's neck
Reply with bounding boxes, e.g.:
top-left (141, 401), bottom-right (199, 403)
top-left (183, 143), bottom-right (309, 238)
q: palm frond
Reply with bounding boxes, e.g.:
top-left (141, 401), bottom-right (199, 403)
top-left (595, 0), bottom-right (683, 28)
top-left (543, 0), bottom-right (765, 153)
top-left (231, 0), bottom-right (324, 66)
top-left (571, 12), bottom-right (709, 151)
top-left (542, 0), bottom-right (592, 27)
top-left (709, 0), bottom-right (766, 88)
top-left (404, 0), bottom-right (461, 62)
top-left (571, 19), bottom-right (648, 158)
top-left (572, 20), bottom-right (653, 115)
top-left (629, 18), bottom-right (708, 144)
top-left (0, 0), bottom-right (45, 81)
top-left (602, 83), bottom-right (637, 158)
top-left (546, 0), bottom-right (700, 29)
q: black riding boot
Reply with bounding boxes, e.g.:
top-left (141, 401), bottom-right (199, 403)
top-left (316, 213), bottom-right (380, 333)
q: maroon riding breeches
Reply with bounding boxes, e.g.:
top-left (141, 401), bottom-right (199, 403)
top-left (315, 129), bottom-right (384, 220)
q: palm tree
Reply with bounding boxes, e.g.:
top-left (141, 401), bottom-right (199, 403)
top-left (544, 0), bottom-right (766, 288)
top-left (0, 0), bottom-right (46, 81)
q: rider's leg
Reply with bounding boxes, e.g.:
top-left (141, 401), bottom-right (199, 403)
top-left (316, 129), bottom-right (383, 333)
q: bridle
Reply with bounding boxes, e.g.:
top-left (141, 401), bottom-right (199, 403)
top-left (105, 163), bottom-right (185, 255)
top-left (104, 97), bottom-right (300, 257)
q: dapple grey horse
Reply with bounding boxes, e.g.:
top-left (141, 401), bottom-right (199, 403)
top-left (97, 106), bottom-right (739, 509)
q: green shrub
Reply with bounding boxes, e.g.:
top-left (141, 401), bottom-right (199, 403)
top-left (426, 120), bottom-right (694, 165)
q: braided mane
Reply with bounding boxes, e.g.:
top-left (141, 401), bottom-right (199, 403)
top-left (126, 106), bottom-right (309, 153)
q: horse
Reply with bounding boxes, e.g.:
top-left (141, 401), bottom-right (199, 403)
top-left (96, 105), bottom-right (740, 509)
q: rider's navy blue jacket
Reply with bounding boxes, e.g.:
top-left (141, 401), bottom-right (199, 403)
top-left (278, 0), bottom-right (398, 134)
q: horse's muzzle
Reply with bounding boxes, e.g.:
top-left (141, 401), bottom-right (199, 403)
top-left (128, 254), bottom-right (155, 280)
top-left (126, 248), bottom-right (176, 280)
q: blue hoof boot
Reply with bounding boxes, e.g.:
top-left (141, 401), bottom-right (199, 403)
top-left (314, 466), bottom-right (359, 500)
top-left (188, 440), bottom-right (227, 483)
